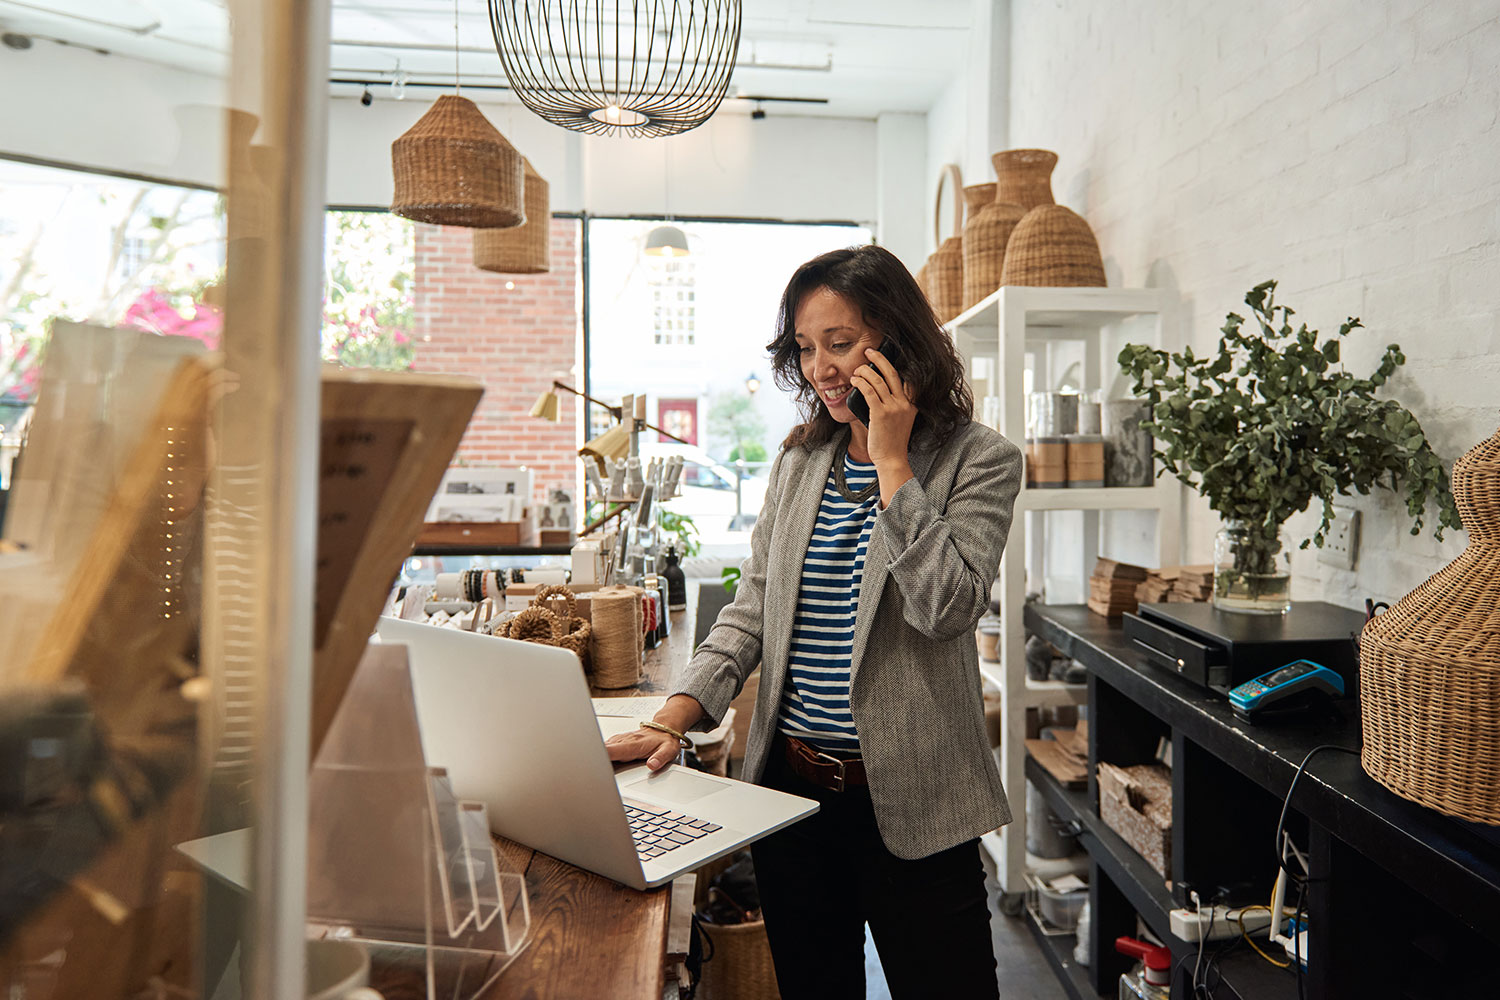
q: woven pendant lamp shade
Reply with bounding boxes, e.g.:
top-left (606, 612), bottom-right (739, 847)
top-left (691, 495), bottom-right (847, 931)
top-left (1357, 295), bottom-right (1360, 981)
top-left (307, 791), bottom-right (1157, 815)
top-left (992, 149), bottom-right (1058, 209)
top-left (1000, 205), bottom-right (1107, 287)
top-left (1360, 426), bottom-right (1500, 824)
top-left (474, 158), bottom-right (551, 273)
top-left (391, 94), bottom-right (525, 228)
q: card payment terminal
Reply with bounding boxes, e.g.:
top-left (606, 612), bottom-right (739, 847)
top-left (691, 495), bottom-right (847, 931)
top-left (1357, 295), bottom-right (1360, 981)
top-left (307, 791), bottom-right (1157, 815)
top-left (1228, 659), bottom-right (1345, 720)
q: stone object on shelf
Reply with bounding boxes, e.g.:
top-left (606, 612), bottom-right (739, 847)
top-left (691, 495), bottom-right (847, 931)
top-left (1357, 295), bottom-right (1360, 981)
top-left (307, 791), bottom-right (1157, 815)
top-left (1098, 761), bottom-right (1172, 879)
top-left (1103, 399), bottom-right (1154, 487)
top-left (1020, 779), bottom-right (1080, 863)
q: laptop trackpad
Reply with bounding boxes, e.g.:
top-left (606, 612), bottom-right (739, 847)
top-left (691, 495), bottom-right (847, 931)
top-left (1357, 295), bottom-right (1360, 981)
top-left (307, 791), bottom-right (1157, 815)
top-left (624, 768), bottom-right (729, 805)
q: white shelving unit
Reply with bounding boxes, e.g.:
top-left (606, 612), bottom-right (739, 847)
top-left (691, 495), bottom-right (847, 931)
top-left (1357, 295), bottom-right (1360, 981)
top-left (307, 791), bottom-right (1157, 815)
top-left (949, 286), bottom-right (1181, 896)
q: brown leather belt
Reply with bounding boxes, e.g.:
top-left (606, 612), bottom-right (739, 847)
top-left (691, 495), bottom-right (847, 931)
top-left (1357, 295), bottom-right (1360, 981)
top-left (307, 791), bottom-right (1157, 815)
top-left (782, 735), bottom-right (867, 792)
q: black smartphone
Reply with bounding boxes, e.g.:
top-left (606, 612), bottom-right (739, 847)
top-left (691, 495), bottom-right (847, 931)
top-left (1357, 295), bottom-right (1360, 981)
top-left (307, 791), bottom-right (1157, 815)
top-left (847, 338), bottom-right (905, 425)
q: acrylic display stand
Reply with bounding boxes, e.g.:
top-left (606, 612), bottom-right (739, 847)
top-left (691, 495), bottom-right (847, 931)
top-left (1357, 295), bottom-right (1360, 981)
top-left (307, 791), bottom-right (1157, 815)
top-left (306, 643), bottom-right (530, 998)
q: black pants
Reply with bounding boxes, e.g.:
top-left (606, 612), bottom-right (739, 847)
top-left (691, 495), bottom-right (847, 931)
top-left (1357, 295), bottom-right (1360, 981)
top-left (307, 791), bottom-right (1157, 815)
top-left (750, 736), bottom-right (999, 1000)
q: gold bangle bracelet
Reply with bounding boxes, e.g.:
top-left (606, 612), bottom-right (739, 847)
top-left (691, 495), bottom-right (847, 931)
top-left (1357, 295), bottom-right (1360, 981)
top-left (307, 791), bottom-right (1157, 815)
top-left (639, 720), bottom-right (693, 750)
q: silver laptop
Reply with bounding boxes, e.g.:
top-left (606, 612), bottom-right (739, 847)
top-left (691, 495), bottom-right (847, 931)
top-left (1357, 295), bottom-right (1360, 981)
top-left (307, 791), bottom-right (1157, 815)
top-left (375, 616), bottom-right (817, 890)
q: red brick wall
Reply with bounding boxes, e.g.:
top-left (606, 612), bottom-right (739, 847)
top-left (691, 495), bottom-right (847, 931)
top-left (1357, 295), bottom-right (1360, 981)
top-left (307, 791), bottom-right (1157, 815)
top-left (411, 217), bottom-right (581, 508)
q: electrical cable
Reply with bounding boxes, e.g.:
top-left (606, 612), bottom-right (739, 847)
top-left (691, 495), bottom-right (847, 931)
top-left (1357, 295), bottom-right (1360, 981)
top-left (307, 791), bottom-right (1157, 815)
top-left (1235, 905), bottom-right (1292, 968)
top-left (1273, 744), bottom-right (1359, 881)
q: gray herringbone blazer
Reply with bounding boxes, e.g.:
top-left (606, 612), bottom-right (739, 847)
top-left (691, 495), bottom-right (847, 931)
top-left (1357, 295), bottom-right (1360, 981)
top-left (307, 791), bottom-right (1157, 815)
top-left (673, 420), bottom-right (1023, 859)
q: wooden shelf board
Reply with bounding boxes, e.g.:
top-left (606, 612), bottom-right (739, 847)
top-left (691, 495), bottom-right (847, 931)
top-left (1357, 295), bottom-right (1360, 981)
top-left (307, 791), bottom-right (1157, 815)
top-left (1016, 485), bottom-right (1172, 512)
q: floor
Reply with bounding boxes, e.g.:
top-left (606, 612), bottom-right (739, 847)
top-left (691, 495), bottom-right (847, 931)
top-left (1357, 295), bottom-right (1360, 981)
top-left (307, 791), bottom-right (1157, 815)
top-left (861, 843), bottom-right (1068, 999)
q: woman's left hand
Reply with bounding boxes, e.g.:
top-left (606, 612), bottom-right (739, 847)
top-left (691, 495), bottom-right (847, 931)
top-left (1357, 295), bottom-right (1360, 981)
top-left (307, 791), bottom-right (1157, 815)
top-left (851, 347), bottom-right (918, 465)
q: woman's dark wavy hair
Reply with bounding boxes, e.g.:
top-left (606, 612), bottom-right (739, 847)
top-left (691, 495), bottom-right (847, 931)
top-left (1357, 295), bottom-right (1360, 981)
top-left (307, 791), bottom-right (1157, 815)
top-left (770, 244), bottom-right (973, 452)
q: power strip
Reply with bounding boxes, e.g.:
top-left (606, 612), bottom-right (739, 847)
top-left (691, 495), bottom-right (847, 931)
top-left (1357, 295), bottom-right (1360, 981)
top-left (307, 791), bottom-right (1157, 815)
top-left (1170, 906), bottom-right (1275, 942)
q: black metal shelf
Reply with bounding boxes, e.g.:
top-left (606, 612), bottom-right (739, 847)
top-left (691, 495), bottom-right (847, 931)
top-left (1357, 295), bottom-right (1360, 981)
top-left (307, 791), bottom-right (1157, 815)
top-left (1023, 602), bottom-right (1500, 944)
top-left (1025, 754), bottom-right (1182, 950)
top-left (1022, 908), bottom-right (1094, 1000)
top-left (1210, 945), bottom-right (1298, 999)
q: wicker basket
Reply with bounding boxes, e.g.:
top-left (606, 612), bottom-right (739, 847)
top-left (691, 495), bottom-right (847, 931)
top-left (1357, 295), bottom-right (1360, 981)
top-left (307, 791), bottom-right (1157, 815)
top-left (992, 148), bottom-right (1058, 209)
top-left (929, 237), bottom-right (965, 322)
top-left (497, 585), bottom-right (591, 667)
top-left (696, 919), bottom-right (781, 1000)
top-left (928, 164), bottom-right (966, 323)
top-left (1360, 425), bottom-right (1500, 824)
top-left (962, 183), bottom-right (1025, 310)
top-left (1000, 205), bottom-right (1106, 287)
top-left (474, 157), bottom-right (551, 274)
top-left (392, 94), bottom-right (525, 228)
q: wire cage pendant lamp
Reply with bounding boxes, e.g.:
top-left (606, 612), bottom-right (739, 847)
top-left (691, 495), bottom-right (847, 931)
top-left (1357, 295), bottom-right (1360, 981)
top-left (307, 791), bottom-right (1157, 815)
top-left (488, 0), bottom-right (743, 138)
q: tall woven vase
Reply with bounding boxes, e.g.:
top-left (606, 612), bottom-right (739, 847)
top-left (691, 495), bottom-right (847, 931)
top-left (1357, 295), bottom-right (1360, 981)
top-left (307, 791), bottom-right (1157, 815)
top-left (993, 148), bottom-right (1058, 210)
top-left (1360, 425), bottom-right (1500, 824)
top-left (961, 182), bottom-right (1025, 310)
top-left (928, 164), bottom-right (965, 323)
top-left (991, 147), bottom-right (1106, 287)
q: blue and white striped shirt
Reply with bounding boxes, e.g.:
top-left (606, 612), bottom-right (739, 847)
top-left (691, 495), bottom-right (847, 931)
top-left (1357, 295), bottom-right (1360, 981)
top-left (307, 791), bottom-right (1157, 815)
top-left (776, 452), bottom-right (880, 751)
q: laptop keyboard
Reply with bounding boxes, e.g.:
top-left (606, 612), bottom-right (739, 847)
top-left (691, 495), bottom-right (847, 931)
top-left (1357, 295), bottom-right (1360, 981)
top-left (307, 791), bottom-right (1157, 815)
top-left (623, 799), bottom-right (722, 862)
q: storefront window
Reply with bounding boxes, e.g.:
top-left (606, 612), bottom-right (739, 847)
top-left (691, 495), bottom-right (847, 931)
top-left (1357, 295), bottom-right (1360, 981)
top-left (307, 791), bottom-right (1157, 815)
top-left (586, 217), bottom-right (870, 556)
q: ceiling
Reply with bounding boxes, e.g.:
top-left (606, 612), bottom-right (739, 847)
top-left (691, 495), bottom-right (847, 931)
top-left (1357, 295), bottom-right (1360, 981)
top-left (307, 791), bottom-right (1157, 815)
top-left (0, 0), bottom-right (974, 119)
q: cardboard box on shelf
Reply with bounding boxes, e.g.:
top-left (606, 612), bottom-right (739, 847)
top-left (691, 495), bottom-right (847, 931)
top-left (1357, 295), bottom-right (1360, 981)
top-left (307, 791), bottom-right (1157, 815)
top-left (1098, 761), bottom-right (1172, 879)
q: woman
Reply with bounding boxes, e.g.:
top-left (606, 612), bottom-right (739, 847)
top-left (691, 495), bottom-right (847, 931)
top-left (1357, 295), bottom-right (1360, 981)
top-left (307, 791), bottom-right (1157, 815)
top-left (606, 244), bottom-right (1022, 998)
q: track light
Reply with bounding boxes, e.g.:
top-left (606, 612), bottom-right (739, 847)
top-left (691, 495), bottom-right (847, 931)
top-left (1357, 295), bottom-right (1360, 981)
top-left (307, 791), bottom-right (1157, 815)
top-left (751, 102), bottom-right (766, 121)
top-left (360, 87), bottom-right (373, 107)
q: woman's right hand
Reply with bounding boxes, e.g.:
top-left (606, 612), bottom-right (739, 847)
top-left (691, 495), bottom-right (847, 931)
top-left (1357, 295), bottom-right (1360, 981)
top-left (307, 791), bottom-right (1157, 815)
top-left (603, 693), bottom-right (708, 771)
top-left (604, 727), bottom-right (684, 771)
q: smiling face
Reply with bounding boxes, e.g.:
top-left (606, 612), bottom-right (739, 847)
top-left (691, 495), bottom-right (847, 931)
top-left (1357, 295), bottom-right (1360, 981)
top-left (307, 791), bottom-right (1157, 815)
top-left (793, 286), bottom-right (885, 423)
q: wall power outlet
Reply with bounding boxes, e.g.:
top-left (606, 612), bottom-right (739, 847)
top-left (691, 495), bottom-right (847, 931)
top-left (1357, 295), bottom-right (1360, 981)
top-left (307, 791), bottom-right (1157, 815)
top-left (1317, 504), bottom-right (1360, 571)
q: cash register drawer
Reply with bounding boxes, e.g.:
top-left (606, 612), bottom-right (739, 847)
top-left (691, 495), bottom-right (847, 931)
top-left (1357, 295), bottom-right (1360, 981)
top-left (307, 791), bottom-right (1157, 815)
top-left (1122, 612), bottom-right (1230, 689)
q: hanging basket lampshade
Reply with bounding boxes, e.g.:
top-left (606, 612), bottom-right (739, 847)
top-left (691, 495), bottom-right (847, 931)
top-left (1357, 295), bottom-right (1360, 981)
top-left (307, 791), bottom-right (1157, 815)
top-left (474, 158), bottom-right (551, 273)
top-left (488, 0), bottom-right (743, 138)
top-left (392, 94), bottom-right (525, 228)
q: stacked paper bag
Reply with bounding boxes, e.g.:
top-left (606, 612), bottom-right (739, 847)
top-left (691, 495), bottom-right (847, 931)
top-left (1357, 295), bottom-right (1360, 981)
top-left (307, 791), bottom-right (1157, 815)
top-left (1133, 565), bottom-right (1214, 605)
top-left (1087, 558), bottom-right (1147, 618)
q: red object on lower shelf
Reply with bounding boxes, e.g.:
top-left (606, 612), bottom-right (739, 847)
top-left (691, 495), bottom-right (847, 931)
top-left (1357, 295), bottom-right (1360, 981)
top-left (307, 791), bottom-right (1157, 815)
top-left (1115, 936), bottom-right (1171, 985)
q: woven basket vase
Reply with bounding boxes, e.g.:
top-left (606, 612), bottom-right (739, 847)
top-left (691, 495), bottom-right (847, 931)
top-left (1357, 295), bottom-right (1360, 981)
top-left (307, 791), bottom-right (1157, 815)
top-left (392, 94), bottom-right (525, 228)
top-left (1360, 425), bottom-right (1500, 824)
top-left (928, 164), bottom-right (966, 323)
top-left (474, 157), bottom-right (551, 274)
top-left (962, 182), bottom-right (1026, 310)
top-left (1000, 205), bottom-right (1107, 287)
top-left (696, 919), bottom-right (781, 1000)
top-left (992, 148), bottom-right (1058, 209)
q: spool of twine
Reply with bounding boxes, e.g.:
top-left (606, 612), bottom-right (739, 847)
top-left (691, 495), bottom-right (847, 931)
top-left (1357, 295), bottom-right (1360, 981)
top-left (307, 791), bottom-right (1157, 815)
top-left (590, 585), bottom-right (643, 689)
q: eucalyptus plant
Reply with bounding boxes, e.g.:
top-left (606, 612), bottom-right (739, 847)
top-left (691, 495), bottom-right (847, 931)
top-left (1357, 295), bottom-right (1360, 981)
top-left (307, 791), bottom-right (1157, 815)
top-left (1119, 280), bottom-right (1460, 593)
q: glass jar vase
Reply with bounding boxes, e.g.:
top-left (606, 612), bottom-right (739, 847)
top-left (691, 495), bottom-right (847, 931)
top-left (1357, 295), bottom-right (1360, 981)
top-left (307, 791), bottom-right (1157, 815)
top-left (1213, 520), bottom-right (1292, 614)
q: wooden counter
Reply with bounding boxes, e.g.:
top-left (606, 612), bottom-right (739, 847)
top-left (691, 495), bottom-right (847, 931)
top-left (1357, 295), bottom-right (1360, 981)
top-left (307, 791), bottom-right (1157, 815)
top-left (484, 583), bottom-right (701, 999)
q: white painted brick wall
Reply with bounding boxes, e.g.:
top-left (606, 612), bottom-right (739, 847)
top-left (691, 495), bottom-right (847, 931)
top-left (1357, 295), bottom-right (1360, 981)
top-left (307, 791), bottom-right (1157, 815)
top-left (1008, 0), bottom-right (1500, 607)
